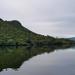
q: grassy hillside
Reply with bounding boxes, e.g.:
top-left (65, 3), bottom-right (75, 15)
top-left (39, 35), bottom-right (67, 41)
top-left (0, 18), bottom-right (74, 47)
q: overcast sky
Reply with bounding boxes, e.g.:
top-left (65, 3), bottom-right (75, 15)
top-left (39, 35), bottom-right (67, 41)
top-left (0, 0), bottom-right (75, 37)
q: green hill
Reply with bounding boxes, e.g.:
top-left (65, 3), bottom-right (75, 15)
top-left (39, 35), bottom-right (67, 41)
top-left (0, 18), bottom-right (74, 47)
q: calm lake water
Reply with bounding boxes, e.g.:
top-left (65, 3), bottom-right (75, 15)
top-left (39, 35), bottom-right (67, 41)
top-left (0, 47), bottom-right (75, 75)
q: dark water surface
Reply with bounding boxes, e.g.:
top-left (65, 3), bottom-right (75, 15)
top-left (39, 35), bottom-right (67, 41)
top-left (0, 47), bottom-right (75, 75)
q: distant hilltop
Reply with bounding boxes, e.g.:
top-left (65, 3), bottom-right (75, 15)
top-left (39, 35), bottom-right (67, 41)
top-left (0, 18), bottom-right (74, 47)
top-left (68, 37), bottom-right (75, 41)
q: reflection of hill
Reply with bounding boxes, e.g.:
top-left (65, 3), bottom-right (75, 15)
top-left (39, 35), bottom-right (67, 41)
top-left (0, 46), bottom-right (73, 72)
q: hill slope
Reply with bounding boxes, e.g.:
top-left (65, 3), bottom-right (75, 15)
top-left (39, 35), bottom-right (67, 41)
top-left (68, 37), bottom-right (75, 41)
top-left (0, 19), bottom-right (74, 47)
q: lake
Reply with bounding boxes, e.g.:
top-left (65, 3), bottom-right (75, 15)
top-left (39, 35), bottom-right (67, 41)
top-left (0, 47), bottom-right (75, 75)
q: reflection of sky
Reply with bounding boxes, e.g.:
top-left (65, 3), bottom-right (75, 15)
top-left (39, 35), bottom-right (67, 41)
top-left (0, 0), bottom-right (75, 37)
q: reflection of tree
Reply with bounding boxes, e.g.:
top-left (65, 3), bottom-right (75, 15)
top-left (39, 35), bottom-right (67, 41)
top-left (0, 46), bottom-right (73, 72)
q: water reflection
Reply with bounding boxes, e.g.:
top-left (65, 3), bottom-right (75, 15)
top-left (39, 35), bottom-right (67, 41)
top-left (0, 46), bottom-right (56, 72)
top-left (0, 46), bottom-right (75, 75)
